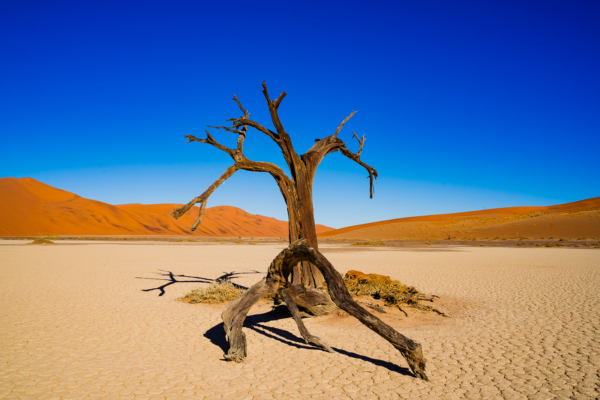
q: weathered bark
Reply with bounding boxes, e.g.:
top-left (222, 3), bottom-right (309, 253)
top-left (277, 286), bottom-right (334, 353)
top-left (221, 240), bottom-right (428, 381)
top-left (172, 82), bottom-right (378, 309)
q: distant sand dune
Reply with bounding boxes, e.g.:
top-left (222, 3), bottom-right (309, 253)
top-left (318, 197), bottom-right (600, 240)
top-left (0, 177), bottom-right (333, 237)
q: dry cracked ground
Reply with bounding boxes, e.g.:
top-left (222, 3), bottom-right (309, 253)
top-left (0, 241), bottom-right (599, 399)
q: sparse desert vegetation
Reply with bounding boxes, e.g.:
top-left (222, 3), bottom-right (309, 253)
top-left (343, 270), bottom-right (445, 316)
top-left (28, 238), bottom-right (55, 245)
top-left (179, 280), bottom-right (245, 304)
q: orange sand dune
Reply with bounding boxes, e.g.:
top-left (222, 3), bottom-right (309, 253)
top-left (319, 197), bottom-right (600, 240)
top-left (0, 177), bottom-right (333, 237)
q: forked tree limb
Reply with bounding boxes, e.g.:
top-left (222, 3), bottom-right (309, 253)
top-left (220, 240), bottom-right (428, 381)
top-left (171, 155), bottom-right (298, 231)
top-left (260, 81), bottom-right (304, 177)
top-left (172, 125), bottom-right (298, 231)
top-left (277, 287), bottom-right (334, 353)
top-left (351, 129), bottom-right (365, 156)
top-left (302, 127), bottom-right (378, 198)
top-left (228, 118), bottom-right (279, 142)
top-left (339, 145), bottom-right (378, 198)
top-left (186, 131), bottom-right (236, 159)
top-left (172, 165), bottom-right (240, 230)
top-left (261, 81), bottom-right (287, 136)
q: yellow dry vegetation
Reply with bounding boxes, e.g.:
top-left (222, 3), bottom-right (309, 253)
top-left (178, 270), bottom-right (447, 317)
top-left (343, 270), bottom-right (446, 316)
top-left (28, 238), bottom-right (55, 245)
top-left (350, 240), bottom-right (386, 246)
top-left (179, 281), bottom-right (245, 304)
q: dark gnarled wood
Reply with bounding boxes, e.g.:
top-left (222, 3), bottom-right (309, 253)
top-left (220, 241), bottom-right (428, 381)
top-left (172, 83), bottom-right (429, 380)
top-left (285, 284), bottom-right (337, 316)
top-left (172, 82), bottom-right (377, 295)
top-left (278, 287), bottom-right (334, 353)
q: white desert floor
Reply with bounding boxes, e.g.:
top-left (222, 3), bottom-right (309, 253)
top-left (0, 242), bottom-right (599, 400)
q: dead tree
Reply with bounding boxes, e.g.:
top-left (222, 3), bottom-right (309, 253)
top-left (171, 83), bottom-right (428, 380)
top-left (172, 82), bottom-right (376, 312)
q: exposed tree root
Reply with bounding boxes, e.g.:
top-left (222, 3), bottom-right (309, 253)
top-left (221, 240), bottom-right (429, 381)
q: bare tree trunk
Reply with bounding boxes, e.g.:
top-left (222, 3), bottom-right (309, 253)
top-left (288, 187), bottom-right (325, 289)
top-left (221, 240), bottom-right (428, 381)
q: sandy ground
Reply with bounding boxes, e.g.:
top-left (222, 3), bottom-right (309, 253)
top-left (1, 242), bottom-right (599, 399)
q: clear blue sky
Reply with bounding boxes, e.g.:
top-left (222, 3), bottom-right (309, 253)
top-left (1, 0), bottom-right (598, 228)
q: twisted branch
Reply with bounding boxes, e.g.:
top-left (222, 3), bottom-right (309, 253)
top-left (221, 240), bottom-right (428, 380)
top-left (339, 144), bottom-right (378, 199)
top-left (171, 165), bottom-right (239, 230)
top-left (351, 129), bottom-right (365, 156)
top-left (185, 131), bottom-right (236, 159)
top-left (173, 124), bottom-right (295, 232)
top-left (222, 93), bottom-right (279, 143)
top-left (302, 115), bottom-right (377, 198)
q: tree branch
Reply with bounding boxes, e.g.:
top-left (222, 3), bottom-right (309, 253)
top-left (261, 81), bottom-right (302, 177)
top-left (302, 127), bottom-right (377, 198)
top-left (232, 94), bottom-right (248, 115)
top-left (272, 90), bottom-right (287, 110)
top-left (261, 81), bottom-right (287, 135)
top-left (333, 111), bottom-right (356, 138)
top-left (206, 124), bottom-right (247, 153)
top-left (171, 152), bottom-right (297, 232)
top-left (339, 144), bottom-right (378, 199)
top-left (171, 165), bottom-right (240, 231)
top-left (185, 131), bottom-right (236, 159)
top-left (224, 93), bottom-right (280, 142)
top-left (234, 119), bottom-right (278, 142)
top-left (351, 129), bottom-right (365, 156)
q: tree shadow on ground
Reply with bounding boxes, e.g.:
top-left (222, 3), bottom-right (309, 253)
top-left (136, 269), bottom-right (262, 296)
top-left (203, 306), bottom-right (414, 377)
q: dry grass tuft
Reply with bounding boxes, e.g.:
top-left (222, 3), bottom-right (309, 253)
top-left (178, 280), bottom-right (245, 304)
top-left (179, 270), bottom-right (446, 317)
top-left (28, 238), bottom-right (55, 245)
top-left (343, 270), bottom-right (446, 316)
top-left (350, 240), bottom-right (386, 246)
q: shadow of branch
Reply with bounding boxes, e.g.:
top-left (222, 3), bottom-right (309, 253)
top-left (136, 269), bottom-right (263, 296)
top-left (203, 306), bottom-right (414, 377)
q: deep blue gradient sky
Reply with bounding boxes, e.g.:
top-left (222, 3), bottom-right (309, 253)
top-left (1, 0), bottom-right (599, 228)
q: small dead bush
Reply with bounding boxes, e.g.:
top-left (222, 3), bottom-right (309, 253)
top-left (180, 270), bottom-right (447, 317)
top-left (343, 270), bottom-right (446, 316)
top-left (351, 240), bottom-right (386, 246)
top-left (179, 280), bottom-right (245, 304)
top-left (29, 238), bottom-right (55, 245)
